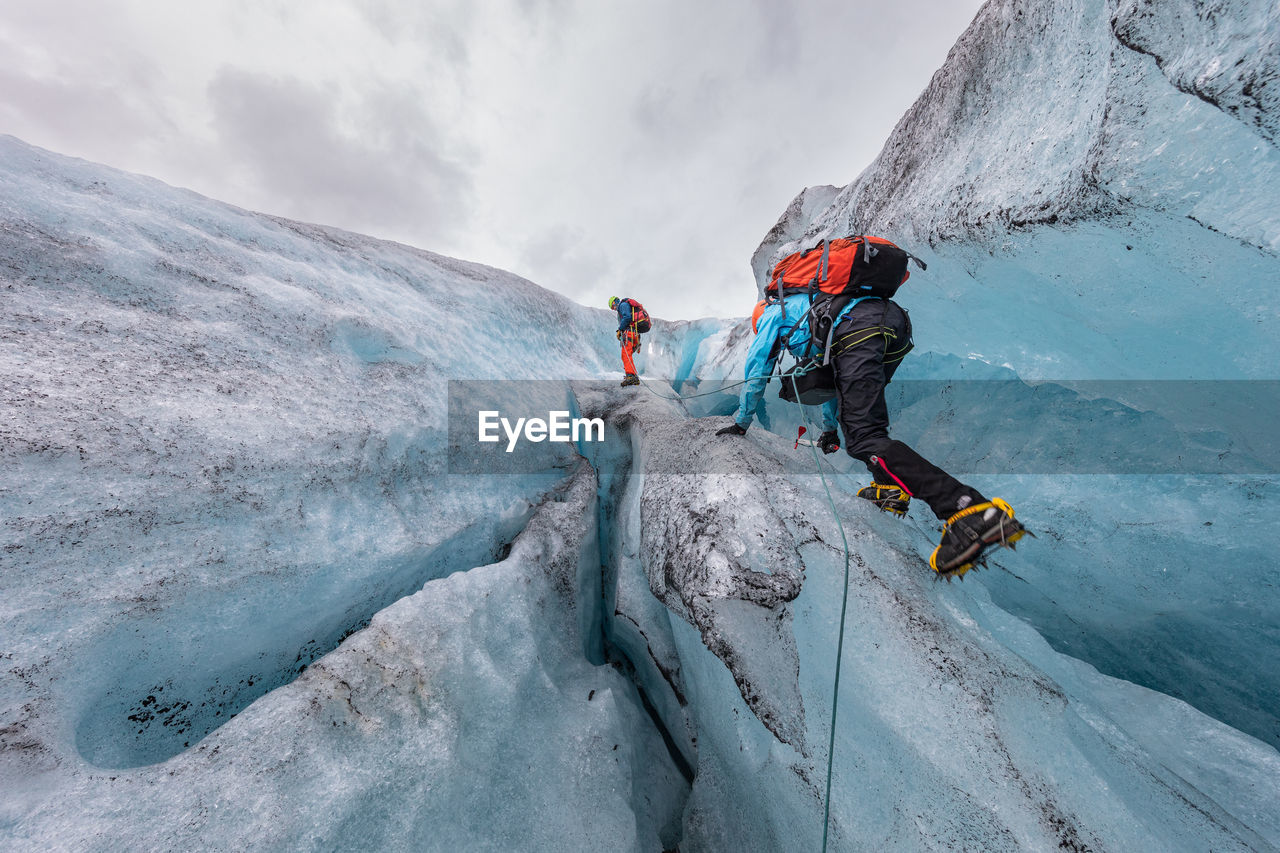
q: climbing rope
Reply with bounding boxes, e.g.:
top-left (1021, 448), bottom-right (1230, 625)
top-left (783, 373), bottom-right (852, 853)
top-left (626, 357), bottom-right (886, 850)
top-left (629, 360), bottom-right (855, 848)
top-left (634, 372), bottom-right (772, 401)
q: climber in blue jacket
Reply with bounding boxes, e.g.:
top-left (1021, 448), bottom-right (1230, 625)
top-left (716, 293), bottom-right (841, 452)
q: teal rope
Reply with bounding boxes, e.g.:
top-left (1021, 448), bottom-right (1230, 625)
top-left (636, 358), bottom-right (830, 402)
top-left (635, 371), bottom-right (775, 401)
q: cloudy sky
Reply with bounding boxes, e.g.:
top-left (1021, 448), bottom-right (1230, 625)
top-left (1, 0), bottom-right (984, 319)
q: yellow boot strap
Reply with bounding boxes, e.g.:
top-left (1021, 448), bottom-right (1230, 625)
top-left (931, 498), bottom-right (1020, 575)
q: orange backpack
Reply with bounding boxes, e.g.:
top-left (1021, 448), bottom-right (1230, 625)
top-left (624, 298), bottom-right (651, 333)
top-left (766, 235), bottom-right (925, 300)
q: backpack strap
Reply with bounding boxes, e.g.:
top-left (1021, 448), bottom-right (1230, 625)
top-left (778, 291), bottom-right (804, 356)
top-left (857, 234), bottom-right (928, 271)
top-left (819, 293), bottom-right (857, 366)
top-left (799, 279), bottom-right (819, 360)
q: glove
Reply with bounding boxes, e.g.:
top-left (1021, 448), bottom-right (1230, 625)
top-left (616, 330), bottom-right (622, 340)
top-left (818, 430), bottom-right (840, 455)
top-left (716, 423), bottom-right (748, 436)
top-left (635, 340), bottom-right (641, 353)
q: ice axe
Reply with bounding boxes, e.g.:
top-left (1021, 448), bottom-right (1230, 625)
top-left (794, 426), bottom-right (820, 449)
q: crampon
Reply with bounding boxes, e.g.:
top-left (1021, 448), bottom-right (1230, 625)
top-left (929, 498), bottom-right (1031, 581)
top-left (857, 482), bottom-right (911, 517)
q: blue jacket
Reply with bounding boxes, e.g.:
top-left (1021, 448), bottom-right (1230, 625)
top-left (616, 299), bottom-right (634, 332)
top-left (734, 294), bottom-right (839, 431)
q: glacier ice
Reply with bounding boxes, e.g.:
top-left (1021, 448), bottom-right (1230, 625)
top-left (752, 0), bottom-right (1280, 757)
top-left (6, 464), bottom-right (687, 851)
top-left (5, 0), bottom-right (1280, 847)
top-left (3, 130), bottom-right (1279, 850)
top-left (0, 136), bottom-right (699, 850)
top-left (592, 396), bottom-right (1280, 851)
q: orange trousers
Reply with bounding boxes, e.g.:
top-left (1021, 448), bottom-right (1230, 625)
top-left (620, 330), bottom-right (639, 375)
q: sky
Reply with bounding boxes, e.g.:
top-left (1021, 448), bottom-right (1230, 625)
top-left (0, 0), bottom-right (985, 320)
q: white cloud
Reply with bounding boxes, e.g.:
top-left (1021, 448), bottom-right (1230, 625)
top-left (0, 0), bottom-right (986, 321)
top-left (207, 69), bottom-right (472, 239)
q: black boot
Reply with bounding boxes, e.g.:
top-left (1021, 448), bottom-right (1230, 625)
top-left (620, 374), bottom-right (640, 387)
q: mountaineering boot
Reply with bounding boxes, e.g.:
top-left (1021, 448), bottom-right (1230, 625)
top-left (857, 482), bottom-right (910, 516)
top-left (620, 374), bottom-right (640, 387)
top-left (930, 498), bottom-right (1025, 579)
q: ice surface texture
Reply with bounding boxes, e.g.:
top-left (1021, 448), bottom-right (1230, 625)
top-left (5, 463), bottom-right (686, 851)
top-left (4, 0), bottom-right (1280, 846)
top-left (0, 133), bottom-right (606, 770)
top-left (752, 0), bottom-right (1280, 253)
top-left (582, 392), bottom-right (1280, 851)
top-left (2, 136), bottom-right (1278, 850)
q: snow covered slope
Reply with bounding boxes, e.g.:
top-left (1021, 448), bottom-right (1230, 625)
top-left (762, 0), bottom-right (1280, 250)
top-left (0, 134), bottom-right (600, 768)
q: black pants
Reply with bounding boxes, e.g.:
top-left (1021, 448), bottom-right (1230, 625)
top-left (830, 299), bottom-right (984, 520)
